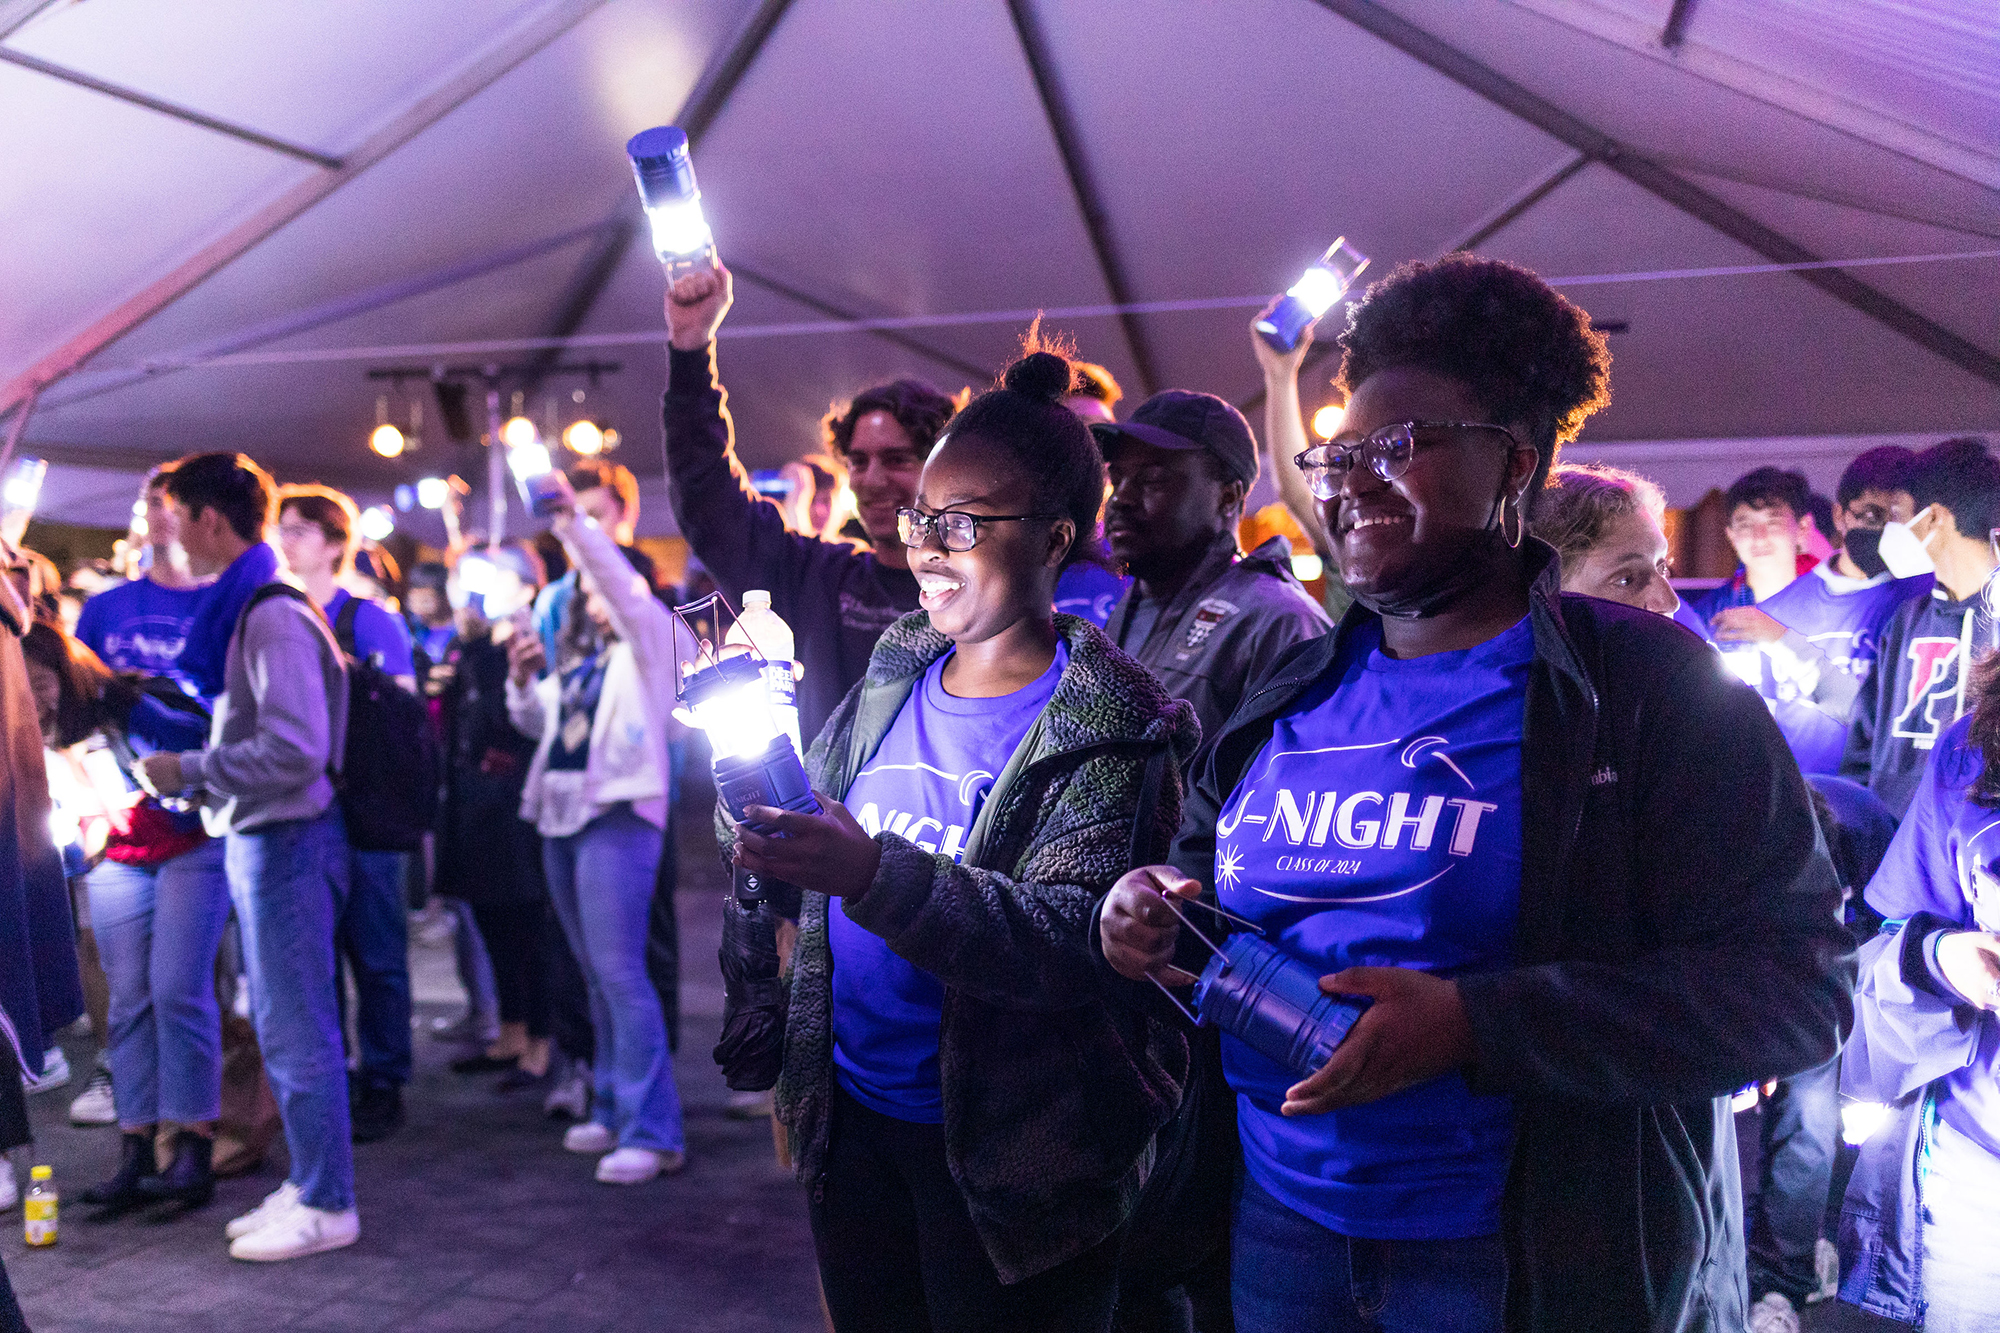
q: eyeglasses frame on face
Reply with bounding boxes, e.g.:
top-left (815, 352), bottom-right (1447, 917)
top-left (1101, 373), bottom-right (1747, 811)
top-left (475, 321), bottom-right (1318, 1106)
top-left (1292, 421), bottom-right (1526, 499)
top-left (896, 506), bottom-right (1059, 552)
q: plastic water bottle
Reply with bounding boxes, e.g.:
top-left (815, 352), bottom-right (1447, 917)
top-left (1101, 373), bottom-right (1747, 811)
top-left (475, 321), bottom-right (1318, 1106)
top-left (726, 592), bottom-right (801, 756)
top-left (24, 1165), bottom-right (56, 1246)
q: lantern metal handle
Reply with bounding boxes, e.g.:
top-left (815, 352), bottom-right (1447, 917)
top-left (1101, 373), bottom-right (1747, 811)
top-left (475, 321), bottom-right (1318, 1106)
top-left (1140, 894), bottom-right (1264, 1026)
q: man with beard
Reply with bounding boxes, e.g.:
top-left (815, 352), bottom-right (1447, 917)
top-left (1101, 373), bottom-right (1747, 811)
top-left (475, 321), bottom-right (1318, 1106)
top-left (662, 263), bottom-right (957, 741)
top-left (1097, 391), bottom-right (1330, 746)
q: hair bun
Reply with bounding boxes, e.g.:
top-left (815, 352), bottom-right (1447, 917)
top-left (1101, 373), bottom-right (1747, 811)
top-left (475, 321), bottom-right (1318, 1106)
top-left (1000, 350), bottom-right (1073, 404)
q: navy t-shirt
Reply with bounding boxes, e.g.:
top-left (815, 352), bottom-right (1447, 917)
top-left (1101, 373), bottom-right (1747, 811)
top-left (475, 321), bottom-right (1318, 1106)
top-left (75, 577), bottom-right (204, 691)
top-left (1216, 617), bottom-right (1529, 1239)
top-left (830, 642), bottom-right (1066, 1122)
top-left (325, 588), bottom-right (415, 678)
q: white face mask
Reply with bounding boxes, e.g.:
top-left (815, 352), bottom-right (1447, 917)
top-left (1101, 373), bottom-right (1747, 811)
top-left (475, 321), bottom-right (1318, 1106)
top-left (1877, 506), bottom-right (1939, 579)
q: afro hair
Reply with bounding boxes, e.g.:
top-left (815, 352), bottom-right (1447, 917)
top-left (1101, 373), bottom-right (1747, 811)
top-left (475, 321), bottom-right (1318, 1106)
top-left (1335, 254), bottom-right (1611, 494)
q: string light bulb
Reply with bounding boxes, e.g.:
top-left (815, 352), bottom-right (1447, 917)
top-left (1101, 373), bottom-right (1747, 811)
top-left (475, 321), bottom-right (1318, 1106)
top-left (1311, 404), bottom-right (1346, 440)
top-left (563, 420), bottom-right (606, 455)
top-left (369, 394), bottom-right (405, 457)
top-left (500, 415), bottom-right (539, 450)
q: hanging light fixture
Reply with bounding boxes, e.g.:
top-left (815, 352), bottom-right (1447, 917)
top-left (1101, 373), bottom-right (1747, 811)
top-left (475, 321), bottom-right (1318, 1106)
top-left (563, 419), bottom-right (606, 456)
top-left (1311, 403), bottom-right (1346, 440)
top-left (369, 394), bottom-right (406, 458)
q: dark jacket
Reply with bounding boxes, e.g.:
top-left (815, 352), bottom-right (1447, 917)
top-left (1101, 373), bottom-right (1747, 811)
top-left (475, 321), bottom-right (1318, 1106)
top-left (434, 633), bottom-right (544, 905)
top-left (1164, 541), bottom-right (1853, 1333)
top-left (1841, 582), bottom-right (1987, 818)
top-left (664, 343), bottom-right (919, 741)
top-left (768, 612), bottom-right (1200, 1283)
top-left (1106, 532), bottom-right (1331, 748)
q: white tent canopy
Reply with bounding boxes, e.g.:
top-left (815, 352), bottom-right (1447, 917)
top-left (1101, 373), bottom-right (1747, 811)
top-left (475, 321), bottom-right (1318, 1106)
top-left (4, 0), bottom-right (1996, 539)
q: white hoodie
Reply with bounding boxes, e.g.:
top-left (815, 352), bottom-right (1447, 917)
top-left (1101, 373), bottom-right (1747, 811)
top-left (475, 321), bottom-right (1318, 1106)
top-left (507, 515), bottom-right (683, 838)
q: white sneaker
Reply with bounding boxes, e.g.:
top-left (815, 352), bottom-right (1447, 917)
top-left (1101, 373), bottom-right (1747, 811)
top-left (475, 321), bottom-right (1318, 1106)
top-left (1811, 1237), bottom-right (1840, 1302)
top-left (24, 1047), bottom-right (70, 1095)
top-left (228, 1203), bottom-right (359, 1262)
top-left (1749, 1292), bottom-right (1800, 1333)
top-left (69, 1066), bottom-right (115, 1125)
top-left (0, 1155), bottom-right (15, 1210)
top-left (595, 1146), bottom-right (683, 1185)
top-left (563, 1122), bottom-right (615, 1154)
top-left (225, 1180), bottom-right (303, 1239)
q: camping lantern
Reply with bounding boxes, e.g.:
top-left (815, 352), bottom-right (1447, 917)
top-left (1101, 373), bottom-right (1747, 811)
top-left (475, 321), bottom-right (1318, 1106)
top-left (627, 126), bottom-right (716, 279)
top-left (1148, 899), bottom-right (1369, 1079)
top-left (673, 593), bottom-right (820, 902)
top-left (1254, 238), bottom-right (1371, 353)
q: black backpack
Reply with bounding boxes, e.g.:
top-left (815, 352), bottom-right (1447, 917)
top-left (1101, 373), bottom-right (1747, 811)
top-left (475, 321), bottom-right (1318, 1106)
top-left (242, 584), bottom-right (441, 851)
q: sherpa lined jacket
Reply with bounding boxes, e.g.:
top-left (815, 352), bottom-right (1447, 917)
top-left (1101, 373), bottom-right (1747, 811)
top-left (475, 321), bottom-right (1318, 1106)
top-left (768, 611), bottom-right (1200, 1284)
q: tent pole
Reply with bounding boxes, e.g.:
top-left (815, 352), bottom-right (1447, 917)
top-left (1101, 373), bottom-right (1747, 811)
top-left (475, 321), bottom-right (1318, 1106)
top-left (0, 0), bottom-right (617, 420)
top-left (1004, 0), bottom-right (1160, 397)
top-left (1304, 0), bottom-right (2000, 390)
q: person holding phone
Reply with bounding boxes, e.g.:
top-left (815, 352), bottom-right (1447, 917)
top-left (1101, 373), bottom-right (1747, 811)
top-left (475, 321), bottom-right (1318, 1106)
top-left (505, 477), bottom-right (687, 1185)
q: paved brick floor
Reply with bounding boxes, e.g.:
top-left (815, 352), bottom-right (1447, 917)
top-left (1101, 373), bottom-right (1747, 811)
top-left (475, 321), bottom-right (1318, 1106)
top-left (1, 817), bottom-right (825, 1332)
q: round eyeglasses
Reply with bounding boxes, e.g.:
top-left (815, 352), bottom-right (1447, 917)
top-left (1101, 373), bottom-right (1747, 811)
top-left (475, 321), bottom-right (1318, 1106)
top-left (1293, 421), bottom-right (1523, 500)
top-left (897, 507), bottom-right (1057, 552)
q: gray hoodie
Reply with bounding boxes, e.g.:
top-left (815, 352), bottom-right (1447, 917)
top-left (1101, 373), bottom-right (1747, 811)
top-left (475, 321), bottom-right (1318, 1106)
top-left (180, 586), bottom-right (348, 835)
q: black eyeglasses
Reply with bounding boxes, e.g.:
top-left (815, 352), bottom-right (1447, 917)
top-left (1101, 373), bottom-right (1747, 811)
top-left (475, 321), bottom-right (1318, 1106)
top-left (1294, 421), bottom-right (1524, 498)
top-left (896, 507), bottom-right (1057, 552)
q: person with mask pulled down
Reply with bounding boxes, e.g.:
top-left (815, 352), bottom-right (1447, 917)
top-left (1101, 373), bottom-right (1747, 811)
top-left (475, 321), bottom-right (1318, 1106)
top-left (1098, 254), bottom-right (1853, 1333)
top-left (1708, 448), bottom-right (1933, 777)
top-left (1842, 437), bottom-right (2000, 818)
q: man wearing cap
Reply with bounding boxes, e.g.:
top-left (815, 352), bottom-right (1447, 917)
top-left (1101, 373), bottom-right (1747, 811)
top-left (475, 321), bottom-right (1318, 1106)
top-left (1097, 391), bottom-right (1331, 746)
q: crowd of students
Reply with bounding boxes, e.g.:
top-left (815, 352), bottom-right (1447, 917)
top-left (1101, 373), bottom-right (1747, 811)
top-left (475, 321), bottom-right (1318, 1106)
top-left (0, 247), bottom-right (1992, 1332)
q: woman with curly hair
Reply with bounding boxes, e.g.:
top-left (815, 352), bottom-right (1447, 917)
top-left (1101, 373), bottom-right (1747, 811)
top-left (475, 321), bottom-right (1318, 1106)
top-left (1532, 462), bottom-right (1681, 617)
top-left (1101, 254), bottom-right (1852, 1332)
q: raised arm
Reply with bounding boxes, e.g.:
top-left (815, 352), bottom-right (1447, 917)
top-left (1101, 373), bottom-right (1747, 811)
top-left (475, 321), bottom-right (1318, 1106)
top-left (1253, 313), bottom-right (1331, 560)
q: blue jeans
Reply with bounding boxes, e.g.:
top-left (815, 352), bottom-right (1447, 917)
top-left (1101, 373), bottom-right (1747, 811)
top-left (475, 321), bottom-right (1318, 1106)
top-left (542, 807), bottom-right (684, 1153)
top-left (1232, 1171), bottom-right (1507, 1333)
top-left (227, 810), bottom-right (354, 1211)
top-left (1746, 1054), bottom-right (1840, 1304)
top-left (85, 840), bottom-right (231, 1127)
top-left (337, 848), bottom-right (413, 1087)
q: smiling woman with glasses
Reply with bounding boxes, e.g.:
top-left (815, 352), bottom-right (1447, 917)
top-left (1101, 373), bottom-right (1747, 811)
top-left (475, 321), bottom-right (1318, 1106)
top-left (1100, 253), bottom-right (1851, 1333)
top-left (725, 345), bottom-right (1199, 1332)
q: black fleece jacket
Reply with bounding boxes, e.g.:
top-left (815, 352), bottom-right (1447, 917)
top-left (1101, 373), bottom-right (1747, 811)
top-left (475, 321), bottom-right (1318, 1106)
top-left (663, 343), bottom-right (918, 741)
top-left (1165, 541), bottom-right (1854, 1333)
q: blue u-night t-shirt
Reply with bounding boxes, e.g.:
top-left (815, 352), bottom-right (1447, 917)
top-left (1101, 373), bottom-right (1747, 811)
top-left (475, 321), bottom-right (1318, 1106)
top-left (830, 642), bottom-right (1067, 1122)
top-left (75, 577), bottom-right (205, 690)
top-left (1054, 563), bottom-right (1131, 630)
top-left (1215, 616), bottom-right (1529, 1240)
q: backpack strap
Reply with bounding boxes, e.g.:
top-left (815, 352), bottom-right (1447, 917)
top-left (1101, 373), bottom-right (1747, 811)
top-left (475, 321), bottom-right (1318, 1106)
top-left (333, 596), bottom-right (360, 659)
top-left (237, 581), bottom-right (342, 784)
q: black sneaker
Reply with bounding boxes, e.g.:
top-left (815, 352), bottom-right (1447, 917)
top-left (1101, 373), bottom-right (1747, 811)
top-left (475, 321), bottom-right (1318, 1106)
top-left (350, 1082), bottom-right (404, 1144)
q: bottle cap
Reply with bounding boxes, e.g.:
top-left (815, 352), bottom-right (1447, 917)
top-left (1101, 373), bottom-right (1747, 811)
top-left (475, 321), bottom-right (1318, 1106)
top-left (743, 590), bottom-right (771, 608)
top-left (30, 1165), bottom-right (51, 1180)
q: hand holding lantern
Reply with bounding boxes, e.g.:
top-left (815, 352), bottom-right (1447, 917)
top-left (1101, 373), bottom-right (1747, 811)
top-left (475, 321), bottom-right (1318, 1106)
top-left (1254, 238), bottom-right (1370, 353)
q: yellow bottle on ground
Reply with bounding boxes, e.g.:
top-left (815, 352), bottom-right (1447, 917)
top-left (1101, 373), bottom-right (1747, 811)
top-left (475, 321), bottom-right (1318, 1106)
top-left (23, 1165), bottom-right (56, 1245)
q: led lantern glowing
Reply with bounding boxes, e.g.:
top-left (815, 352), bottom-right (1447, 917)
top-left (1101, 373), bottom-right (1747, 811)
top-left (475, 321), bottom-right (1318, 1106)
top-left (416, 476), bottom-right (450, 510)
top-left (672, 592), bottom-right (820, 903)
top-left (358, 505), bottom-right (395, 543)
top-left (1255, 238), bottom-right (1371, 353)
top-left (627, 126), bottom-right (717, 280)
top-left (563, 419), bottom-right (606, 456)
top-left (507, 438), bottom-right (564, 517)
top-left (2, 456), bottom-right (47, 513)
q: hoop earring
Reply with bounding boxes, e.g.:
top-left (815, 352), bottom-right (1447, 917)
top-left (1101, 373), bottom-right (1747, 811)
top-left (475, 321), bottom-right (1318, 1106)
top-left (1502, 495), bottom-right (1524, 549)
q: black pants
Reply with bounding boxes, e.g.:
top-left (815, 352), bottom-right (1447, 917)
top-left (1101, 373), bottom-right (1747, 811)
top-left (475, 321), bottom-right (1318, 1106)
top-left (544, 901), bottom-right (594, 1066)
top-left (809, 1087), bottom-right (1122, 1333)
top-left (645, 805), bottom-right (679, 1053)
top-left (467, 896), bottom-right (552, 1038)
